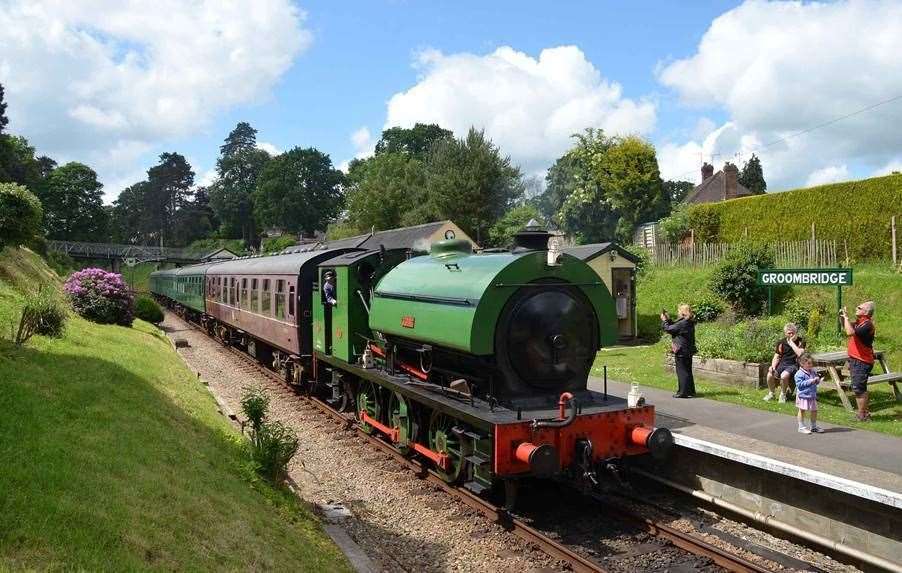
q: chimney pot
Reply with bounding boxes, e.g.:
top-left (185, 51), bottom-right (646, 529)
top-left (701, 162), bottom-right (714, 181)
top-left (723, 162), bottom-right (739, 199)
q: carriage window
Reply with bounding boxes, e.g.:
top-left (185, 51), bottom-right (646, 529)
top-left (288, 284), bottom-right (295, 317)
top-left (241, 278), bottom-right (249, 310)
top-left (251, 278), bottom-right (259, 312)
top-left (275, 280), bottom-right (285, 320)
top-left (230, 277), bottom-right (237, 306)
top-left (261, 279), bottom-right (271, 315)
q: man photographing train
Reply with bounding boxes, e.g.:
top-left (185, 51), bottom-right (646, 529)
top-left (841, 301), bottom-right (876, 421)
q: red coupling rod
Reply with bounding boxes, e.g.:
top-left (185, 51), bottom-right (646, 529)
top-left (359, 411), bottom-right (399, 442)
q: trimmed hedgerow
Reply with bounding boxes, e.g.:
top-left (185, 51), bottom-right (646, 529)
top-left (64, 268), bottom-right (134, 326)
top-left (687, 173), bottom-right (902, 261)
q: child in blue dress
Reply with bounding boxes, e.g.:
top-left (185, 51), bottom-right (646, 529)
top-left (794, 353), bottom-right (823, 434)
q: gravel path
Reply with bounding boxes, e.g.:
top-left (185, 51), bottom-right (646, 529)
top-left (162, 312), bottom-right (562, 573)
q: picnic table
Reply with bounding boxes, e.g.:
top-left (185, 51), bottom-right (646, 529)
top-left (811, 350), bottom-right (901, 411)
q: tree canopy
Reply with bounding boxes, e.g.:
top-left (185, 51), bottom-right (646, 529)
top-left (739, 153), bottom-right (767, 195)
top-left (422, 128), bottom-right (524, 244)
top-left (374, 123), bottom-right (453, 159)
top-left (344, 152), bottom-right (427, 234)
top-left (488, 204), bottom-right (541, 248)
top-left (220, 122), bottom-right (258, 159)
top-left (38, 162), bottom-right (107, 241)
top-left (0, 182), bottom-right (42, 250)
top-left (254, 147), bottom-right (345, 236)
top-left (558, 130), bottom-right (666, 243)
top-left (0, 83), bottom-right (8, 135)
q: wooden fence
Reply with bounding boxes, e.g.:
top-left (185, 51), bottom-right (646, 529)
top-left (650, 239), bottom-right (839, 267)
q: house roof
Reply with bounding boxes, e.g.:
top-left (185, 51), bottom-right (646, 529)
top-left (563, 242), bottom-right (639, 264)
top-left (684, 171), bottom-right (754, 204)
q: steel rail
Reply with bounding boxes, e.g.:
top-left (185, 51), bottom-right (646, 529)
top-left (171, 311), bottom-right (774, 573)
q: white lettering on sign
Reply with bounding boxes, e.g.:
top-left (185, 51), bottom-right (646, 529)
top-left (758, 270), bottom-right (851, 286)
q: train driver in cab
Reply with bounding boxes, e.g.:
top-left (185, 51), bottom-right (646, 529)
top-left (323, 270), bottom-right (338, 306)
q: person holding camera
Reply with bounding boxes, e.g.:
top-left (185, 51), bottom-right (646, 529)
top-left (662, 303), bottom-right (696, 398)
top-left (841, 301), bottom-right (876, 421)
top-left (764, 323), bottom-right (805, 403)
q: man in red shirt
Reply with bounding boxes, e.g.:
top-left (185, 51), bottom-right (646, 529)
top-left (841, 301), bottom-right (876, 421)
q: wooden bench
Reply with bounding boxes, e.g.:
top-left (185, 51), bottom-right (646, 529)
top-left (810, 350), bottom-right (900, 411)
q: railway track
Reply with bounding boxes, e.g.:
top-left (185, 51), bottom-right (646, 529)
top-left (173, 312), bottom-right (773, 573)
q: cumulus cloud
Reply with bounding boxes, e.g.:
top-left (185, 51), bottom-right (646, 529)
top-left (657, 0), bottom-right (902, 189)
top-left (339, 126), bottom-right (375, 172)
top-left (385, 45), bottom-right (656, 174)
top-left (806, 165), bottom-right (850, 187)
top-left (0, 0), bottom-right (310, 200)
top-left (257, 141), bottom-right (282, 156)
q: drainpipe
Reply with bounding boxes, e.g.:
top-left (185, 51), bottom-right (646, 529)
top-left (631, 468), bottom-right (900, 573)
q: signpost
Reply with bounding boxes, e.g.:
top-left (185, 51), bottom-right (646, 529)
top-left (757, 268), bottom-right (853, 333)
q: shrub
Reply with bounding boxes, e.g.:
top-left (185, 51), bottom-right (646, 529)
top-left (46, 251), bottom-right (76, 277)
top-left (252, 421), bottom-right (299, 484)
top-left (783, 290), bottom-right (829, 331)
top-left (14, 288), bottom-right (67, 346)
top-left (622, 244), bottom-right (651, 277)
top-left (240, 387), bottom-right (270, 435)
top-left (134, 295), bottom-right (164, 324)
top-left (0, 182), bottom-right (43, 250)
top-left (64, 268), bottom-right (134, 326)
top-left (710, 243), bottom-right (775, 317)
top-left (690, 293), bottom-right (724, 322)
top-left (658, 204), bottom-right (690, 243)
top-left (696, 317), bottom-right (786, 362)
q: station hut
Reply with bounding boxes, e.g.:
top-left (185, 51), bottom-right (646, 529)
top-left (564, 243), bottom-right (638, 340)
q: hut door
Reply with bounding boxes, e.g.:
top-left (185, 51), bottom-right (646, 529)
top-left (612, 268), bottom-right (634, 338)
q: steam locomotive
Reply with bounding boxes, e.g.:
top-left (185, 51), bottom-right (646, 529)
top-left (150, 222), bottom-right (671, 504)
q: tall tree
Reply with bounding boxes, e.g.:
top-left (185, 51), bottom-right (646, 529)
top-left (145, 152), bottom-right (194, 246)
top-left (739, 153), bottom-right (767, 194)
top-left (423, 128), bottom-right (524, 244)
top-left (559, 130), bottom-right (666, 243)
top-left (344, 152), bottom-right (427, 233)
top-left (375, 123), bottom-right (453, 159)
top-left (110, 182), bottom-right (149, 244)
top-left (38, 162), bottom-right (107, 241)
top-left (0, 83), bottom-right (8, 135)
top-left (662, 180), bottom-right (694, 204)
top-left (220, 121), bottom-right (258, 159)
top-left (537, 153), bottom-right (580, 223)
top-left (254, 147), bottom-right (345, 236)
top-left (209, 122), bottom-right (270, 245)
top-left (0, 135), bottom-right (42, 190)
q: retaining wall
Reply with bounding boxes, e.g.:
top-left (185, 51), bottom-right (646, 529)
top-left (664, 355), bottom-right (767, 389)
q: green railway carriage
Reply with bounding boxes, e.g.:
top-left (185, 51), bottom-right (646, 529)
top-left (149, 263), bottom-right (218, 315)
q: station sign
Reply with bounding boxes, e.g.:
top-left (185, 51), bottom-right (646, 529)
top-left (757, 268), bottom-right (853, 287)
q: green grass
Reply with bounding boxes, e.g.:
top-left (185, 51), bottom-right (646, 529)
top-left (593, 341), bottom-right (900, 436)
top-left (0, 248), bottom-right (350, 571)
top-left (618, 262), bottom-right (902, 436)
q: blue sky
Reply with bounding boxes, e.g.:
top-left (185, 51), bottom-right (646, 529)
top-left (2, 0), bottom-right (901, 201)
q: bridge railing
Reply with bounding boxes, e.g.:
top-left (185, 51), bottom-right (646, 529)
top-left (47, 240), bottom-right (207, 263)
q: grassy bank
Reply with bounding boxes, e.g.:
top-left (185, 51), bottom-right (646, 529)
top-left (0, 247), bottom-right (350, 571)
top-left (615, 262), bottom-right (902, 435)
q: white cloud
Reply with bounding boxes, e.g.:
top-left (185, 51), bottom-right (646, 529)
top-left (657, 0), bottom-right (902, 190)
top-left (873, 158), bottom-right (902, 177)
top-left (339, 126), bottom-right (375, 172)
top-left (0, 0), bottom-right (311, 200)
top-left (385, 45), bottom-right (656, 174)
top-left (257, 141), bottom-right (282, 156)
top-left (806, 165), bottom-right (849, 187)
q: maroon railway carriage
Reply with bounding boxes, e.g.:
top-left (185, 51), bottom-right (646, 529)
top-left (204, 246), bottom-right (357, 383)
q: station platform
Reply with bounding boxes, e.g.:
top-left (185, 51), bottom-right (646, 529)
top-left (586, 377), bottom-right (902, 504)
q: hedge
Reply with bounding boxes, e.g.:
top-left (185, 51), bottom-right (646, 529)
top-left (687, 173), bottom-right (902, 261)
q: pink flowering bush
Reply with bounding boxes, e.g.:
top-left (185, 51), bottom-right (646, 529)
top-left (64, 268), bottom-right (134, 326)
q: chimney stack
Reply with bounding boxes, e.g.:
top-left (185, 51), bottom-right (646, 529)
top-left (723, 162), bottom-right (739, 199)
top-left (701, 162), bottom-right (714, 181)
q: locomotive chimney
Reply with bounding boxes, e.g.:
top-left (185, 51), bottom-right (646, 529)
top-left (513, 219), bottom-right (552, 251)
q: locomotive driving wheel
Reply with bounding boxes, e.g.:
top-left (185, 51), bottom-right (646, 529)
top-left (428, 410), bottom-right (466, 483)
top-left (388, 392), bottom-right (419, 455)
top-left (355, 382), bottom-right (382, 435)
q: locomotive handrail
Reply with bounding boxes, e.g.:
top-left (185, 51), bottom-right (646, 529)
top-left (373, 291), bottom-right (473, 306)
